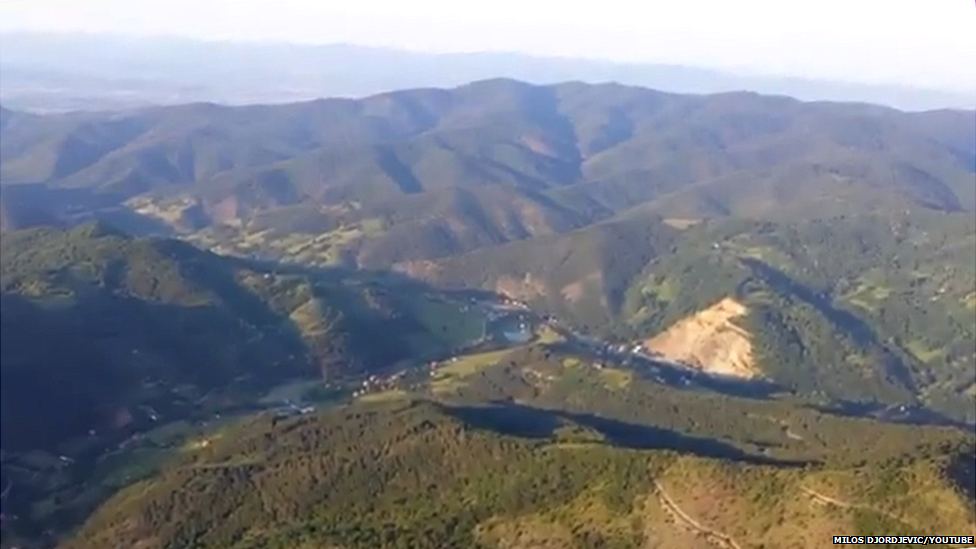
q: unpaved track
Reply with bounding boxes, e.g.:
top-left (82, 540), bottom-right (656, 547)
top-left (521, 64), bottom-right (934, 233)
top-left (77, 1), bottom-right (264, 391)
top-left (800, 486), bottom-right (853, 508)
top-left (653, 479), bottom-right (744, 549)
top-left (800, 486), bottom-right (903, 522)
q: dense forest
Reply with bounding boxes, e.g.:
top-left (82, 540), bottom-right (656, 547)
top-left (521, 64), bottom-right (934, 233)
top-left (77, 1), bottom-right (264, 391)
top-left (62, 399), bottom-right (976, 549)
top-left (0, 223), bottom-right (487, 545)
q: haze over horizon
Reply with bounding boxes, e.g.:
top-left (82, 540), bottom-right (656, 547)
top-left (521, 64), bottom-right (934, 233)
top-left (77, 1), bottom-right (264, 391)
top-left (1, 0), bottom-right (975, 92)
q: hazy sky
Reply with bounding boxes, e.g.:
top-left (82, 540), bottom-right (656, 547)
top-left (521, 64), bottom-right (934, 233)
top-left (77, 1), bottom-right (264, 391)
top-left (2, 0), bottom-right (974, 90)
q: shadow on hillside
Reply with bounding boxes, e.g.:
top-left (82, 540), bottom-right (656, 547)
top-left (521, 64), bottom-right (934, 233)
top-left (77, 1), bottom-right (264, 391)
top-left (233, 255), bottom-right (503, 302)
top-left (0, 184), bottom-right (179, 235)
top-left (807, 400), bottom-right (975, 432)
top-left (946, 446), bottom-right (976, 502)
top-left (439, 401), bottom-right (810, 467)
top-left (740, 257), bottom-right (916, 392)
top-left (543, 340), bottom-right (784, 401)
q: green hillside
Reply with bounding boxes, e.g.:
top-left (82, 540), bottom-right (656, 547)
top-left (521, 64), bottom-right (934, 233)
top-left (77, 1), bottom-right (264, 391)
top-left (0, 223), bottom-right (487, 544)
top-left (60, 398), bottom-right (976, 549)
top-left (405, 208), bottom-right (975, 421)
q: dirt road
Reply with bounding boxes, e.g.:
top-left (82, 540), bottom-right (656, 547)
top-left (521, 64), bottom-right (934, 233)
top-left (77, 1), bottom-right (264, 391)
top-left (653, 479), bottom-right (744, 549)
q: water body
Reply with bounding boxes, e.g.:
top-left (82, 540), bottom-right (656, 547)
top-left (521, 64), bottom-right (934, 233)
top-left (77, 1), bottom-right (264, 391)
top-left (501, 327), bottom-right (532, 343)
top-left (490, 314), bottom-right (534, 344)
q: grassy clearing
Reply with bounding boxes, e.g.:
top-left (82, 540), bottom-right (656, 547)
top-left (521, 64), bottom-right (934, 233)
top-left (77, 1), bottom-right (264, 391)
top-left (640, 277), bottom-right (676, 302)
top-left (842, 280), bottom-right (892, 313)
top-left (438, 349), bottom-right (513, 377)
top-left (663, 218), bottom-right (701, 229)
top-left (727, 243), bottom-right (795, 271)
top-left (562, 357), bottom-right (581, 368)
top-left (599, 368), bottom-right (634, 390)
top-left (904, 340), bottom-right (943, 363)
top-left (409, 298), bottom-right (485, 347)
top-left (430, 348), bottom-right (515, 394)
top-left (870, 286), bottom-right (891, 300)
top-left (359, 217), bottom-right (386, 235)
top-left (326, 226), bottom-right (364, 245)
top-left (535, 325), bottom-right (564, 344)
top-left (846, 297), bottom-right (876, 312)
top-left (358, 389), bottom-right (408, 403)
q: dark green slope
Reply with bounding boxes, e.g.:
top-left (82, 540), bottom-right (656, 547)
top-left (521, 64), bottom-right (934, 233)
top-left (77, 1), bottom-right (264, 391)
top-left (0, 222), bottom-right (485, 446)
top-left (1, 222), bottom-right (311, 443)
top-left (0, 222), bottom-right (494, 546)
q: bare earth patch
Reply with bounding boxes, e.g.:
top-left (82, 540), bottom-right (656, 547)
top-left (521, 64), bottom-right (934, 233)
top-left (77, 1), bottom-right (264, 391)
top-left (519, 134), bottom-right (559, 158)
top-left (561, 272), bottom-right (602, 304)
top-left (642, 297), bottom-right (758, 378)
top-left (496, 273), bottom-right (548, 302)
top-left (392, 259), bottom-right (443, 280)
top-left (663, 218), bottom-right (702, 230)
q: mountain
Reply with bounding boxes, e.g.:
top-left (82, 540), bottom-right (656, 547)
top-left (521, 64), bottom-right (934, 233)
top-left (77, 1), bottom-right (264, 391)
top-left (2, 79), bottom-right (973, 233)
top-left (0, 222), bottom-right (489, 447)
top-left (5, 301), bottom-right (975, 548)
top-left (1, 79), bottom-right (974, 423)
top-left (0, 222), bottom-right (492, 543)
top-left (415, 209), bottom-right (976, 420)
top-left (60, 397), bottom-right (976, 549)
top-left (1, 32), bottom-right (973, 112)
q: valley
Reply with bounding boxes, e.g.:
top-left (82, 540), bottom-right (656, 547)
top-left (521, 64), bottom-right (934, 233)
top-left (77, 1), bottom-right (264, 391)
top-left (1, 78), bottom-right (974, 548)
top-left (3, 257), bottom-right (971, 548)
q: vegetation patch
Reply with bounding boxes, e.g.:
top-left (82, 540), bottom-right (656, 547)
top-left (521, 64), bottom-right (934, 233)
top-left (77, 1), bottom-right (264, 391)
top-left (598, 368), bottom-right (633, 391)
top-left (357, 389), bottom-right (409, 403)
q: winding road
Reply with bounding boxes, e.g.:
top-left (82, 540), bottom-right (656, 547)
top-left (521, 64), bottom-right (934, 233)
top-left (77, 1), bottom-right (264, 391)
top-left (653, 479), bottom-right (744, 549)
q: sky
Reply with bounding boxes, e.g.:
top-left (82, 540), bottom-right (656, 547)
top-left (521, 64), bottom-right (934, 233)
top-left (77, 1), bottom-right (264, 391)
top-left (1, 0), bottom-right (974, 90)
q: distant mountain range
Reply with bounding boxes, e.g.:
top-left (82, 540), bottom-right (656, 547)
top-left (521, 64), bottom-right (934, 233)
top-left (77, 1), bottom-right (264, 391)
top-left (1, 32), bottom-right (973, 112)
top-left (1, 78), bottom-right (973, 424)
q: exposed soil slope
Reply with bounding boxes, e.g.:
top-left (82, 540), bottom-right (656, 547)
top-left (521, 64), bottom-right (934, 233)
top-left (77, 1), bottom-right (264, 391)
top-left (642, 298), bottom-right (757, 378)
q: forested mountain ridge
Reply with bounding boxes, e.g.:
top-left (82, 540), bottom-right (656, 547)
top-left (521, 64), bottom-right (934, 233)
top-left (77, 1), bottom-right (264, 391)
top-left (0, 222), bottom-right (490, 544)
top-left (0, 221), bottom-right (488, 447)
top-left (2, 80), bottom-right (973, 237)
top-left (394, 208), bottom-right (976, 420)
top-left (60, 399), bottom-right (976, 549)
top-left (2, 80), bottom-right (974, 421)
